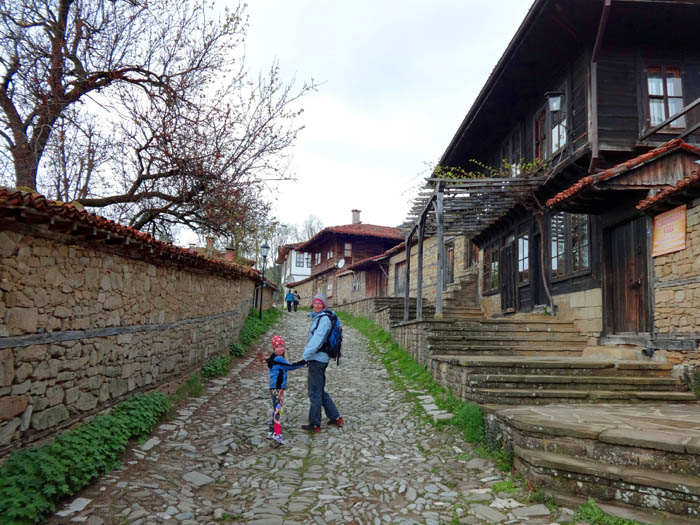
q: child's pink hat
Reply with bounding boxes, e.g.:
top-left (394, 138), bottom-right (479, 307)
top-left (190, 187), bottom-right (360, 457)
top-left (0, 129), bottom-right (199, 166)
top-left (272, 335), bottom-right (285, 348)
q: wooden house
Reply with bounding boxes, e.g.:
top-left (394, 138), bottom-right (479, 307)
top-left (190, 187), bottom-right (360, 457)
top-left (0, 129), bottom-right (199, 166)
top-left (403, 0), bottom-right (700, 356)
top-left (290, 211), bottom-right (402, 306)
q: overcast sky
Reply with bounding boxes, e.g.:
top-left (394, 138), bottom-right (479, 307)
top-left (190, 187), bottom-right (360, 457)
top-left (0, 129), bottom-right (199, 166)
top-left (242, 0), bottom-right (534, 233)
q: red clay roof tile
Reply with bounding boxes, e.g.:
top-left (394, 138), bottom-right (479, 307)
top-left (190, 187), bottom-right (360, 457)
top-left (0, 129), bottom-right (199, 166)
top-left (546, 139), bottom-right (700, 208)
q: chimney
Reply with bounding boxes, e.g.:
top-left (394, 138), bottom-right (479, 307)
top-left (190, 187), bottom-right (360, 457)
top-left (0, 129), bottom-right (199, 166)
top-left (224, 247), bottom-right (236, 262)
top-left (206, 236), bottom-right (214, 250)
top-left (351, 209), bottom-right (361, 224)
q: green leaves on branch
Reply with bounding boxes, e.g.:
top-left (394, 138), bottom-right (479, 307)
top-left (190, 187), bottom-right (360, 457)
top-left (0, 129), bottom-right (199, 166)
top-left (0, 393), bottom-right (169, 525)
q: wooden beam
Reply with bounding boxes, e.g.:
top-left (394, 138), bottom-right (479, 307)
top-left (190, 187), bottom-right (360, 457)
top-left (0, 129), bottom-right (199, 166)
top-left (416, 217), bottom-right (425, 320)
top-left (435, 183), bottom-right (444, 319)
top-left (403, 230), bottom-right (412, 322)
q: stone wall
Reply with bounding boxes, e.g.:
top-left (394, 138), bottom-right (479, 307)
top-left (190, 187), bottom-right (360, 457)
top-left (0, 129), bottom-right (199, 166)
top-left (653, 203), bottom-right (700, 337)
top-left (387, 235), bottom-right (468, 302)
top-left (552, 288), bottom-right (603, 345)
top-left (336, 272), bottom-right (365, 305)
top-left (0, 228), bottom-right (273, 454)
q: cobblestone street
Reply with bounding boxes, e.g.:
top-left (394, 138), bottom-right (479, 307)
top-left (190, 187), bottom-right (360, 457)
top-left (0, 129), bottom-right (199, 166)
top-left (48, 312), bottom-right (576, 524)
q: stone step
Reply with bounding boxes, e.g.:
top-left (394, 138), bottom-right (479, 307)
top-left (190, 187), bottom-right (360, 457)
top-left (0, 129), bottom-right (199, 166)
top-left (471, 389), bottom-right (697, 404)
top-left (428, 340), bottom-right (583, 356)
top-left (432, 355), bottom-right (675, 377)
top-left (430, 321), bottom-right (585, 334)
top-left (467, 374), bottom-right (684, 391)
top-left (548, 491), bottom-right (700, 525)
top-left (513, 446), bottom-right (700, 518)
top-left (428, 332), bottom-right (587, 343)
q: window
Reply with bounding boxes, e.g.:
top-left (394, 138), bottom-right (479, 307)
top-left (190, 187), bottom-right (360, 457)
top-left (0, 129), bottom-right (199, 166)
top-left (327, 249), bottom-right (333, 259)
top-left (483, 244), bottom-right (499, 293)
top-left (500, 126), bottom-right (522, 176)
top-left (327, 278), bottom-right (333, 297)
top-left (535, 109), bottom-right (546, 160)
top-left (571, 214), bottom-right (590, 272)
top-left (305, 253), bottom-right (311, 268)
top-left (551, 113), bottom-right (567, 154)
top-left (295, 252), bottom-right (304, 267)
top-left (550, 213), bottom-right (590, 279)
top-left (551, 213), bottom-right (566, 279)
top-left (352, 273), bottom-right (361, 291)
top-left (647, 66), bottom-right (685, 128)
top-left (344, 243), bottom-right (352, 257)
top-left (314, 253), bottom-right (320, 265)
top-left (518, 229), bottom-right (529, 284)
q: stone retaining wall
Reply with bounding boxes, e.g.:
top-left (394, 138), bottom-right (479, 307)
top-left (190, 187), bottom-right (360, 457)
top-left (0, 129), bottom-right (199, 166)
top-left (653, 203), bottom-right (700, 338)
top-left (0, 228), bottom-right (272, 455)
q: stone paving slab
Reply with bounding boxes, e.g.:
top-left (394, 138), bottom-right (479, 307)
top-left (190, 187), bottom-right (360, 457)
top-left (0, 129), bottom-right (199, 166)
top-left (47, 312), bottom-right (577, 524)
top-left (488, 402), bottom-right (700, 452)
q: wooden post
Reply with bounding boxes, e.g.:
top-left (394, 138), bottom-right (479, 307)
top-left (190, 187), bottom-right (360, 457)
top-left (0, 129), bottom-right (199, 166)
top-left (416, 216), bottom-right (425, 319)
top-left (435, 183), bottom-right (444, 319)
top-left (403, 231), bottom-right (412, 321)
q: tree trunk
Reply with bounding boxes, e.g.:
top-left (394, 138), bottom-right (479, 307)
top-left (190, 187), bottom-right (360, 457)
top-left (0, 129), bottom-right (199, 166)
top-left (11, 142), bottom-right (38, 190)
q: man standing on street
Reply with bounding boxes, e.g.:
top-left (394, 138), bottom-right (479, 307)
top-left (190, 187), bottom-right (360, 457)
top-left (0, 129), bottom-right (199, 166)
top-left (301, 293), bottom-right (343, 432)
top-left (284, 289), bottom-right (294, 312)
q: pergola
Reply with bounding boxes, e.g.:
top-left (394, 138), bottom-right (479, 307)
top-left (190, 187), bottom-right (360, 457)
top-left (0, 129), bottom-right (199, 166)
top-left (400, 176), bottom-right (546, 321)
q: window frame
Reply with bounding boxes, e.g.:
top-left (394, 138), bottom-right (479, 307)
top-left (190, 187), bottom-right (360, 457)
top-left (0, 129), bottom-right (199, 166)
top-left (482, 243), bottom-right (500, 295)
top-left (305, 253), bottom-right (311, 268)
top-left (517, 227), bottom-right (529, 285)
top-left (344, 243), bottom-right (352, 257)
top-left (295, 252), bottom-right (304, 267)
top-left (549, 212), bottom-right (591, 282)
top-left (645, 65), bottom-right (686, 130)
top-left (314, 252), bottom-right (321, 265)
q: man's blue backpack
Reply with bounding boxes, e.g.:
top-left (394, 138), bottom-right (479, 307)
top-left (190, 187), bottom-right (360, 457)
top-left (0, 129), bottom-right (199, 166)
top-left (320, 312), bottom-right (343, 366)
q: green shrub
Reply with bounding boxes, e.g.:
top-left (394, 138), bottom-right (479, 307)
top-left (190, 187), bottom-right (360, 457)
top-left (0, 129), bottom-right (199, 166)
top-left (229, 342), bottom-right (245, 357)
top-left (238, 308), bottom-right (281, 347)
top-left (202, 353), bottom-right (233, 380)
top-left (0, 392), bottom-right (169, 525)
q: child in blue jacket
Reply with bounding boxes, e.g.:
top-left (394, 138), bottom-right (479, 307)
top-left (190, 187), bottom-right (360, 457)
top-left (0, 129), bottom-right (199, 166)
top-left (265, 335), bottom-right (306, 447)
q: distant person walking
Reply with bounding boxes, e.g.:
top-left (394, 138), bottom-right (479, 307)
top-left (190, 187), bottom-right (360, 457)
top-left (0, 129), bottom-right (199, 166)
top-left (292, 291), bottom-right (301, 312)
top-left (301, 293), bottom-right (343, 432)
top-left (285, 289), bottom-right (294, 312)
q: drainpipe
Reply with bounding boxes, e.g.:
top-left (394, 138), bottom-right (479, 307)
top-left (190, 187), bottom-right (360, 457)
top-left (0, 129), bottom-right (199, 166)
top-left (588, 0), bottom-right (612, 173)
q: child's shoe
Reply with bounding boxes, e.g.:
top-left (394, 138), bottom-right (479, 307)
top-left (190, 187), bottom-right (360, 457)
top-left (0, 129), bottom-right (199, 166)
top-left (271, 434), bottom-right (284, 447)
top-left (327, 417), bottom-right (344, 427)
top-left (266, 431), bottom-right (273, 440)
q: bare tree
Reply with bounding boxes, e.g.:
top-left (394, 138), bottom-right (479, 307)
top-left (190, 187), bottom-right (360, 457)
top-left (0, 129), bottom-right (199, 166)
top-left (300, 215), bottom-right (324, 241)
top-left (0, 0), bottom-right (313, 238)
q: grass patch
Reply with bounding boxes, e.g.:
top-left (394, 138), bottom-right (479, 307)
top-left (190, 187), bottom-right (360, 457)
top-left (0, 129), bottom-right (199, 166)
top-left (0, 393), bottom-right (169, 525)
top-left (574, 498), bottom-right (640, 524)
top-left (492, 476), bottom-right (518, 494)
top-left (336, 310), bottom-right (512, 471)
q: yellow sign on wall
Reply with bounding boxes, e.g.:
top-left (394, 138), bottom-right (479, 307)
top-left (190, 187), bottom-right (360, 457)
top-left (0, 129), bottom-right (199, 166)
top-left (652, 204), bottom-right (686, 257)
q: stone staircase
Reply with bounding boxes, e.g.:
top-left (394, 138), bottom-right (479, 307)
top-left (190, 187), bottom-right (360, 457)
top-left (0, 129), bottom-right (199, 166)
top-left (430, 355), bottom-right (696, 405)
top-left (486, 404), bottom-right (700, 522)
top-left (373, 297), bottom-right (435, 324)
top-left (441, 268), bottom-right (483, 319)
top-left (427, 317), bottom-right (589, 357)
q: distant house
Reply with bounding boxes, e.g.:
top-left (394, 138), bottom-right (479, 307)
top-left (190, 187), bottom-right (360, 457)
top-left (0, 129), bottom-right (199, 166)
top-left (290, 210), bottom-right (403, 306)
top-left (276, 242), bottom-right (310, 288)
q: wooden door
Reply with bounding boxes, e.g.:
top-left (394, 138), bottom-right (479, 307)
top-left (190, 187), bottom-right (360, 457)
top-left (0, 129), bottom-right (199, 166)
top-left (500, 242), bottom-right (516, 313)
top-left (605, 217), bottom-right (650, 334)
